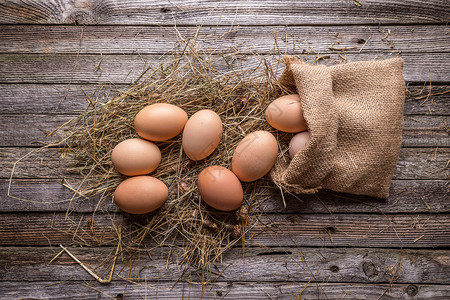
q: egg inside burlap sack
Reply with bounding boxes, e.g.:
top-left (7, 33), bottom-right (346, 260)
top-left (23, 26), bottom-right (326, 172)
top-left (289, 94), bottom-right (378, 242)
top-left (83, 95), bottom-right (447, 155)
top-left (270, 56), bottom-right (405, 198)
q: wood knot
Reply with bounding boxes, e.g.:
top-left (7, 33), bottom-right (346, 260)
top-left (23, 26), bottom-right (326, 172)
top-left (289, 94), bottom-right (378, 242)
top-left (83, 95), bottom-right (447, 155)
top-left (330, 265), bottom-right (339, 273)
top-left (325, 226), bottom-right (336, 233)
top-left (362, 261), bottom-right (378, 278)
top-left (406, 284), bottom-right (419, 296)
top-left (160, 7), bottom-right (171, 13)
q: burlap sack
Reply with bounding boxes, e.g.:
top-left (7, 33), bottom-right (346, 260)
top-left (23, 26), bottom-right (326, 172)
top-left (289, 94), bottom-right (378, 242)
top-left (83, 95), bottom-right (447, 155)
top-left (271, 57), bottom-right (405, 198)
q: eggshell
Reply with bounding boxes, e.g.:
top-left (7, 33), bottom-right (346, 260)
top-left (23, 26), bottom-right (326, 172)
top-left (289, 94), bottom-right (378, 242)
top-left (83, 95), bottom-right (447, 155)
top-left (135, 103), bottom-right (188, 141)
top-left (114, 176), bottom-right (168, 214)
top-left (111, 138), bottom-right (161, 176)
top-left (197, 166), bottom-right (243, 211)
top-left (231, 131), bottom-right (278, 182)
top-left (289, 131), bottom-right (310, 159)
top-left (182, 109), bottom-right (223, 161)
top-left (265, 94), bottom-right (307, 133)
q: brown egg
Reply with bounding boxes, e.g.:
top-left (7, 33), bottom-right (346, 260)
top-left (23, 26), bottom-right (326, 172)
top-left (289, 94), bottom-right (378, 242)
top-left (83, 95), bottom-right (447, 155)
top-left (197, 166), bottom-right (243, 211)
top-left (265, 94), bottom-right (307, 133)
top-left (114, 176), bottom-right (168, 214)
top-left (289, 131), bottom-right (310, 159)
top-left (134, 103), bottom-right (188, 141)
top-left (111, 138), bottom-right (161, 176)
top-left (182, 109), bottom-right (223, 161)
top-left (231, 131), bottom-right (278, 182)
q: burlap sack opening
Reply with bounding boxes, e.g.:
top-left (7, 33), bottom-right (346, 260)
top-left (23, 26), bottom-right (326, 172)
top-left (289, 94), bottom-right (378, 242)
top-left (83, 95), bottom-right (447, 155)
top-left (271, 57), bottom-right (405, 198)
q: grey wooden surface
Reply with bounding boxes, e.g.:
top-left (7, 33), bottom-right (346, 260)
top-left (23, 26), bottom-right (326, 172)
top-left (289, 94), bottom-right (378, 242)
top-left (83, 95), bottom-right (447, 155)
top-left (0, 1), bottom-right (449, 299)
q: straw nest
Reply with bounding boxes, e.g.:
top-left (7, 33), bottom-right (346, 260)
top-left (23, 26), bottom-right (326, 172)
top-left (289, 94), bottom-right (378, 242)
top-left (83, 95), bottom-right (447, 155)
top-left (57, 31), bottom-right (292, 277)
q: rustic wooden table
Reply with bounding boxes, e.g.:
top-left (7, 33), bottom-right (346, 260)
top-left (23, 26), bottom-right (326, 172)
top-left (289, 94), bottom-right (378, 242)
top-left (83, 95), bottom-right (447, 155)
top-left (0, 1), bottom-right (449, 299)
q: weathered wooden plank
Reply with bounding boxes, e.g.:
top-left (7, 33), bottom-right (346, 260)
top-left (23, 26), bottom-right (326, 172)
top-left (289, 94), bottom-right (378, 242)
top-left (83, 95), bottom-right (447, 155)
top-left (2, 84), bottom-right (449, 115)
top-left (395, 148), bottom-right (449, 180)
top-left (0, 246), bottom-right (449, 284)
top-left (1, 281), bottom-right (448, 300)
top-left (265, 180), bottom-right (449, 214)
top-left (251, 213), bottom-right (450, 248)
top-left (0, 0), bottom-right (447, 25)
top-left (1, 114), bottom-right (447, 147)
top-left (405, 85), bottom-right (450, 115)
top-left (0, 25), bottom-right (449, 54)
top-left (0, 114), bottom-right (72, 147)
top-left (2, 179), bottom-right (448, 213)
top-left (0, 147), bottom-right (65, 179)
top-left (0, 84), bottom-right (114, 115)
top-left (0, 212), bottom-right (121, 247)
top-left (0, 212), bottom-right (448, 247)
top-left (0, 53), bottom-right (449, 84)
top-left (401, 115), bottom-right (450, 147)
top-left (1, 179), bottom-right (116, 213)
top-left (1, 147), bottom-right (448, 180)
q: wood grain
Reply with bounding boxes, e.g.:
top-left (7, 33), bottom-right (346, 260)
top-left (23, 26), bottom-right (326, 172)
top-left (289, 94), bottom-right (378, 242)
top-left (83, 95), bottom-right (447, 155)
top-left (405, 85), bottom-right (450, 115)
top-left (401, 115), bottom-right (450, 147)
top-left (0, 212), bottom-right (448, 248)
top-left (2, 84), bottom-right (449, 115)
top-left (1, 281), bottom-right (448, 300)
top-left (0, 52), bottom-right (449, 84)
top-left (0, 147), bottom-right (65, 179)
top-left (0, 84), bottom-right (112, 115)
top-left (1, 114), bottom-right (447, 147)
top-left (2, 179), bottom-right (448, 213)
top-left (0, 25), bottom-right (449, 54)
top-left (1, 247), bottom-right (449, 284)
top-left (2, 147), bottom-right (448, 179)
top-left (0, 0), bottom-right (448, 296)
top-left (0, 0), bottom-right (447, 25)
top-left (395, 147), bottom-right (449, 180)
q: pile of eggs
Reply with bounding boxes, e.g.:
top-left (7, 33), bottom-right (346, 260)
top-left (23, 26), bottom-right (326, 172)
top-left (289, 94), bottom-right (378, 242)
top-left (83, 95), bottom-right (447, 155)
top-left (111, 94), bottom-right (310, 214)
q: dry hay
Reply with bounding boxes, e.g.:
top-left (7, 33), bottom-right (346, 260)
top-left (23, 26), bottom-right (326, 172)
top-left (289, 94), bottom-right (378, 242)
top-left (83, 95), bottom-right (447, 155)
top-left (54, 29), bottom-right (293, 280)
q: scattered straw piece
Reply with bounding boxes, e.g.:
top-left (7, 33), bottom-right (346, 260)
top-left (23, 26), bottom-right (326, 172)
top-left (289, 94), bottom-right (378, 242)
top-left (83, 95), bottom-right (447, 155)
top-left (59, 226), bottom-right (122, 284)
top-left (413, 235), bottom-right (425, 243)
